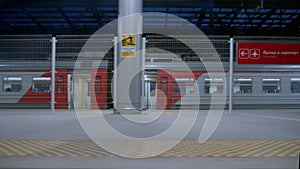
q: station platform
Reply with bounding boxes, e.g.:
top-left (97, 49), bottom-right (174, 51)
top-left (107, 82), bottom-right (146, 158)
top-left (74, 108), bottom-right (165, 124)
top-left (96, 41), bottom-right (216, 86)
top-left (0, 109), bottom-right (299, 169)
top-left (0, 139), bottom-right (299, 158)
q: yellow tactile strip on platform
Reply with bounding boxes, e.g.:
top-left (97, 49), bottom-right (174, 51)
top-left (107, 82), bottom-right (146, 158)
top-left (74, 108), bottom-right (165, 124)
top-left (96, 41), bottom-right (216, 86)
top-left (162, 140), bottom-right (300, 157)
top-left (0, 140), bottom-right (299, 157)
top-left (0, 140), bottom-right (112, 157)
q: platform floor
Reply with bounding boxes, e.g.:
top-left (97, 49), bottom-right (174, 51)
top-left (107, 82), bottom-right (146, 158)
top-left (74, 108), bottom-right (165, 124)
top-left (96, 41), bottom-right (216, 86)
top-left (0, 140), bottom-right (299, 158)
top-left (0, 109), bottom-right (299, 169)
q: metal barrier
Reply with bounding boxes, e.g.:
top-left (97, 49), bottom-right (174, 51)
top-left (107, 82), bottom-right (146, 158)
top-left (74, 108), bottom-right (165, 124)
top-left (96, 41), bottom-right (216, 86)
top-left (0, 34), bottom-right (299, 110)
top-left (0, 35), bottom-right (52, 109)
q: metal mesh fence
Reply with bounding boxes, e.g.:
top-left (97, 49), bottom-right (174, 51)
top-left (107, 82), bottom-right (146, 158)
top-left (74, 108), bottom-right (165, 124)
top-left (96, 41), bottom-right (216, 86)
top-left (0, 35), bottom-right (52, 68)
top-left (56, 34), bottom-right (114, 61)
top-left (56, 35), bottom-right (89, 62)
top-left (234, 36), bottom-right (300, 42)
top-left (0, 34), bottom-right (299, 109)
top-left (56, 34), bottom-right (115, 109)
top-left (0, 35), bottom-right (52, 108)
top-left (145, 34), bottom-right (230, 62)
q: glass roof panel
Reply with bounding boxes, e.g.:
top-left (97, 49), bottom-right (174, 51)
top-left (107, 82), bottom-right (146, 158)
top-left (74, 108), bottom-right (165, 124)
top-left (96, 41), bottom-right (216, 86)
top-left (259, 9), bottom-right (271, 13)
top-left (180, 8), bottom-right (194, 12)
top-left (220, 8), bottom-right (233, 12)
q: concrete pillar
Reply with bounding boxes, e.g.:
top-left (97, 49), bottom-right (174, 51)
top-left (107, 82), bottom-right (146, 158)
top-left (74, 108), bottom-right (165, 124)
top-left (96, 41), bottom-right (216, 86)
top-left (115, 0), bottom-right (143, 113)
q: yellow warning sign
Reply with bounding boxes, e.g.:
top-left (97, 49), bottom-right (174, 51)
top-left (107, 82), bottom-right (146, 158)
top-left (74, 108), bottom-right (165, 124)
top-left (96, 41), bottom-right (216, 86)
top-left (121, 52), bottom-right (135, 57)
top-left (122, 34), bottom-right (136, 47)
top-left (122, 34), bottom-right (136, 57)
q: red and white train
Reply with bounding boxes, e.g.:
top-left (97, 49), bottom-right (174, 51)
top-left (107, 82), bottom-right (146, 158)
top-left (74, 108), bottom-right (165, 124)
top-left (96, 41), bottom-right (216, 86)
top-left (1, 60), bottom-right (300, 109)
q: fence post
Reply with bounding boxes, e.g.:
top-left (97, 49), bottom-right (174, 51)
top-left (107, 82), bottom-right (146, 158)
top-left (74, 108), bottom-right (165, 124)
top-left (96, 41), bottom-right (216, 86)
top-left (113, 36), bottom-right (118, 114)
top-left (51, 36), bottom-right (57, 113)
top-left (229, 37), bottom-right (234, 114)
top-left (141, 37), bottom-right (146, 110)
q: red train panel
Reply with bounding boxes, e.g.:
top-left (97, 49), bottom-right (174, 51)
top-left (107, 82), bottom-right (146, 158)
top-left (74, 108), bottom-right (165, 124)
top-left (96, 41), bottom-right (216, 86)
top-left (157, 69), bottom-right (205, 109)
top-left (55, 69), bottom-right (68, 109)
top-left (91, 69), bottom-right (108, 109)
top-left (18, 69), bottom-right (68, 109)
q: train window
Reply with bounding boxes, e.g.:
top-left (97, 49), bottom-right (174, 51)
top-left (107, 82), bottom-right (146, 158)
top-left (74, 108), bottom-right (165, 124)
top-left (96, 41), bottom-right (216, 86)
top-left (150, 82), bottom-right (156, 96)
top-left (56, 76), bottom-right (64, 94)
top-left (204, 78), bottom-right (224, 94)
top-left (32, 77), bottom-right (51, 93)
top-left (95, 76), bottom-right (101, 94)
top-left (174, 78), bottom-right (194, 94)
top-left (262, 78), bottom-right (280, 94)
top-left (3, 77), bottom-right (22, 92)
top-left (162, 77), bottom-right (168, 83)
top-left (161, 77), bottom-right (168, 93)
top-left (234, 78), bottom-right (252, 94)
top-left (87, 81), bottom-right (91, 97)
top-left (174, 84), bottom-right (186, 94)
top-left (291, 78), bottom-right (300, 93)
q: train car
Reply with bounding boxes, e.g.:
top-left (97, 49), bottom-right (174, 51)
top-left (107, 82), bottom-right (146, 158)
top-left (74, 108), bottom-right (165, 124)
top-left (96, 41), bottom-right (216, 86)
top-left (72, 68), bottom-right (108, 109)
top-left (147, 61), bottom-right (300, 109)
top-left (0, 69), bottom-right (68, 109)
top-left (1, 59), bottom-right (299, 110)
top-left (0, 61), bottom-right (108, 109)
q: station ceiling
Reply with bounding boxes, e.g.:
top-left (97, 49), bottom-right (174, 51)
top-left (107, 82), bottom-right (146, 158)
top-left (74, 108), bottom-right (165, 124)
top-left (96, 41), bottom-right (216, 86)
top-left (0, 0), bottom-right (299, 35)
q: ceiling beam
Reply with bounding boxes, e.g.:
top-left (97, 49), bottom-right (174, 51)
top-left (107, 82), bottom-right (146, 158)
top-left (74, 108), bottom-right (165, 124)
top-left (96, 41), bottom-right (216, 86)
top-left (257, 9), bottom-right (276, 30)
top-left (196, 9), bottom-right (207, 27)
top-left (90, 7), bottom-right (104, 27)
top-left (0, 18), bottom-right (13, 30)
top-left (285, 14), bottom-right (300, 33)
top-left (88, 0), bottom-right (104, 27)
top-left (1, 0), bottom-right (299, 9)
top-left (70, 7), bottom-right (90, 29)
top-left (56, 7), bottom-right (72, 27)
top-left (243, 8), bottom-right (256, 28)
top-left (22, 7), bottom-right (46, 31)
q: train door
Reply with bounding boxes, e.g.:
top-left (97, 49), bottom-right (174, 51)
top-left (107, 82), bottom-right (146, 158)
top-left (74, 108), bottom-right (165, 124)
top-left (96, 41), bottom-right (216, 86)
top-left (67, 74), bottom-right (74, 109)
top-left (86, 80), bottom-right (91, 108)
top-left (157, 70), bottom-right (173, 109)
top-left (72, 74), bottom-right (91, 109)
top-left (90, 69), bottom-right (108, 109)
top-left (145, 80), bottom-right (157, 109)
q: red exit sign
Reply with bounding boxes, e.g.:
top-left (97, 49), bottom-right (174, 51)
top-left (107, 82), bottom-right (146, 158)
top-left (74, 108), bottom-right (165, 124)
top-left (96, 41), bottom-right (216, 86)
top-left (237, 42), bottom-right (300, 64)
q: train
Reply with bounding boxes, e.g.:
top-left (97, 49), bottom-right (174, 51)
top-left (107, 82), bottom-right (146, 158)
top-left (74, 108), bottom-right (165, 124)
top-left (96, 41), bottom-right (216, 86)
top-left (148, 61), bottom-right (300, 109)
top-left (1, 58), bottom-right (300, 109)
